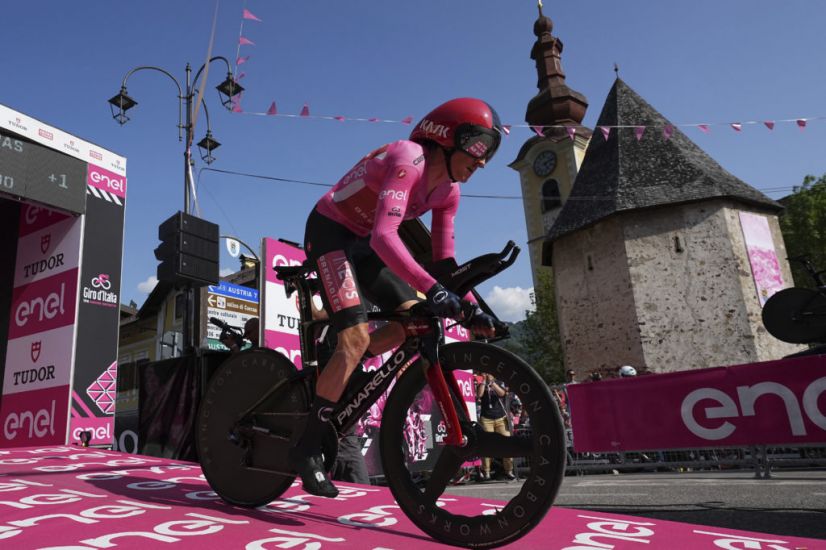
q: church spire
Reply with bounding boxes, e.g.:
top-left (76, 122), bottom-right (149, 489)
top-left (526, 2), bottom-right (589, 138)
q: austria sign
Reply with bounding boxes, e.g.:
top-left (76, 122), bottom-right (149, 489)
top-left (205, 281), bottom-right (259, 350)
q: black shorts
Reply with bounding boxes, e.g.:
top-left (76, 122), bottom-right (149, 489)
top-left (304, 207), bottom-right (418, 331)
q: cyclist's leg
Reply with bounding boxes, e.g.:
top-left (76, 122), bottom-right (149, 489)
top-left (295, 209), bottom-right (373, 497)
top-left (356, 246), bottom-right (420, 356)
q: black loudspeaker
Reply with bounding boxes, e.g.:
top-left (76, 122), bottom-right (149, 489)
top-left (155, 211), bottom-right (219, 286)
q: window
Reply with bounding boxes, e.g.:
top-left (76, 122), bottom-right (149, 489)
top-left (174, 292), bottom-right (185, 319)
top-left (541, 179), bottom-right (561, 212)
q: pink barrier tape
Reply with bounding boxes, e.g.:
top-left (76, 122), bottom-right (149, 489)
top-left (0, 446), bottom-right (820, 549)
top-left (567, 354), bottom-right (826, 452)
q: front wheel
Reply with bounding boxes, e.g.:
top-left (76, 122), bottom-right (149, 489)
top-left (379, 342), bottom-right (566, 548)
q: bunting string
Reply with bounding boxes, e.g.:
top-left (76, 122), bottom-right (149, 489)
top-left (231, 6), bottom-right (822, 140)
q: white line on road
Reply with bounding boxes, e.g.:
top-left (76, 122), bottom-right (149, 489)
top-left (557, 493), bottom-right (648, 497)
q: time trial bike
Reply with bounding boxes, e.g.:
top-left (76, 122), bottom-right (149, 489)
top-left (196, 242), bottom-right (566, 548)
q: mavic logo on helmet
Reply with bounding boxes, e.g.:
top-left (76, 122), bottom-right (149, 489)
top-left (419, 119), bottom-right (449, 139)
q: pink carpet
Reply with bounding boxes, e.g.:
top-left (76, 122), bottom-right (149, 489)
top-left (0, 446), bottom-right (820, 549)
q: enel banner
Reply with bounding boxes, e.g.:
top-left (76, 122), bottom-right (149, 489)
top-left (567, 354), bottom-right (826, 452)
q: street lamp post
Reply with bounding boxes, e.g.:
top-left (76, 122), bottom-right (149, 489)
top-left (108, 57), bottom-right (243, 354)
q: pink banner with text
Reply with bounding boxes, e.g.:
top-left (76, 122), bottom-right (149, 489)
top-left (261, 237), bottom-right (306, 368)
top-left (567, 354), bottom-right (826, 452)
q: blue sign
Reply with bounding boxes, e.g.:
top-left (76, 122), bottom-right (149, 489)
top-left (207, 281), bottom-right (259, 303)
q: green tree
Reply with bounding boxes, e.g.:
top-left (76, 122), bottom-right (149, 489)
top-left (778, 174), bottom-right (826, 286)
top-left (519, 268), bottom-right (565, 385)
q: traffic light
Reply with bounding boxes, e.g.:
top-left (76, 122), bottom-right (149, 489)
top-left (155, 211), bottom-right (219, 286)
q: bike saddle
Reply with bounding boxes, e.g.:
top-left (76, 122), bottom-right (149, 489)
top-left (274, 262), bottom-right (313, 281)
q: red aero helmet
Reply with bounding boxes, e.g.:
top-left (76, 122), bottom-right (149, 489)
top-left (410, 98), bottom-right (503, 161)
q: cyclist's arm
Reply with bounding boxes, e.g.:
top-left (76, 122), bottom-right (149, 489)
top-left (431, 189), bottom-right (478, 304)
top-left (370, 167), bottom-right (438, 293)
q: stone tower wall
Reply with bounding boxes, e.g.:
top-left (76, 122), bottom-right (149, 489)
top-left (553, 216), bottom-right (645, 373)
top-left (553, 200), bottom-right (802, 375)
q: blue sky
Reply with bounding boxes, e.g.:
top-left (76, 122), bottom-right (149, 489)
top-left (2, 1), bottom-right (825, 321)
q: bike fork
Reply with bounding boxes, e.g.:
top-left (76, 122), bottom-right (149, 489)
top-left (424, 360), bottom-right (467, 447)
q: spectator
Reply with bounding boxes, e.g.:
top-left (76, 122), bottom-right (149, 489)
top-left (589, 372), bottom-right (602, 382)
top-left (618, 365), bottom-right (637, 378)
top-left (243, 317), bottom-right (260, 348)
top-left (565, 369), bottom-right (577, 384)
top-left (476, 373), bottom-right (515, 481)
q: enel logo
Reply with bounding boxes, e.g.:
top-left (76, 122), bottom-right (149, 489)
top-left (3, 400), bottom-right (56, 440)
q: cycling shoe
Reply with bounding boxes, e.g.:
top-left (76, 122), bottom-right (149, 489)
top-left (288, 449), bottom-right (339, 498)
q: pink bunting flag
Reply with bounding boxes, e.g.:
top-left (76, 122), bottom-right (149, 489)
top-left (242, 8), bottom-right (262, 22)
top-left (401, 116), bottom-right (413, 125)
top-left (236, 55), bottom-right (250, 66)
top-left (334, 116), bottom-right (345, 122)
top-left (531, 126), bottom-right (544, 137)
top-left (266, 101), bottom-right (277, 115)
top-left (368, 117), bottom-right (379, 123)
top-left (598, 126), bottom-right (610, 140)
top-left (730, 123), bottom-right (742, 132)
top-left (232, 102), bottom-right (243, 113)
top-left (236, 72), bottom-right (246, 80)
top-left (634, 126), bottom-right (645, 141)
top-left (764, 121), bottom-right (775, 130)
top-left (300, 104), bottom-right (310, 117)
top-left (797, 119), bottom-right (807, 129)
top-left (239, 36), bottom-right (255, 46)
top-left (663, 125), bottom-right (674, 140)
top-left (698, 124), bottom-right (710, 134)
top-left (566, 126), bottom-right (576, 140)
top-left (502, 125), bottom-right (511, 135)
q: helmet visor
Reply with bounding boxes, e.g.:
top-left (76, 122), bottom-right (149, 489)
top-left (455, 124), bottom-right (501, 162)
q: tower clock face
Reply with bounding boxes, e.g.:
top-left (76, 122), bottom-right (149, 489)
top-left (533, 150), bottom-right (557, 177)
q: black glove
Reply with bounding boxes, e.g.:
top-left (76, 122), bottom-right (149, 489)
top-left (425, 283), bottom-right (462, 318)
top-left (469, 305), bottom-right (496, 333)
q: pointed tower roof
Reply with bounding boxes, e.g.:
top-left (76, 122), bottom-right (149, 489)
top-left (524, 3), bottom-right (589, 140)
top-left (546, 79), bottom-right (781, 243)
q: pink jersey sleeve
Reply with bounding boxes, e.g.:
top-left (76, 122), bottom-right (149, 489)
top-left (430, 185), bottom-right (459, 262)
top-left (369, 145), bottom-right (437, 293)
top-left (370, 174), bottom-right (436, 292)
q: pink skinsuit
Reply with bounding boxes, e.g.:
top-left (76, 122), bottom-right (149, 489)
top-left (315, 140), bottom-right (458, 294)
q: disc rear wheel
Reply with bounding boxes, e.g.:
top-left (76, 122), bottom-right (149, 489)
top-left (197, 348), bottom-right (309, 507)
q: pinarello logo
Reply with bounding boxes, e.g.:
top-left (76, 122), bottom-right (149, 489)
top-left (89, 150), bottom-right (103, 161)
top-left (30, 341), bottom-right (42, 362)
top-left (38, 129), bottom-right (54, 141)
top-left (40, 234), bottom-right (51, 254)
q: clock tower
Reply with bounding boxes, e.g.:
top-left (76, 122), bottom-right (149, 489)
top-left (509, 4), bottom-right (590, 285)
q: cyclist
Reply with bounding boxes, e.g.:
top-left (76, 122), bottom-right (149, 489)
top-left (290, 97), bottom-right (504, 497)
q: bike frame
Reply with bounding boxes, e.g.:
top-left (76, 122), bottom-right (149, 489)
top-left (286, 273), bottom-right (469, 447)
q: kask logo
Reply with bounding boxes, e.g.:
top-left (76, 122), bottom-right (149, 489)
top-left (418, 119), bottom-right (449, 139)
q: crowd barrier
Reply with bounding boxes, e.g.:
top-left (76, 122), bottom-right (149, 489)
top-left (544, 353), bottom-right (826, 478)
